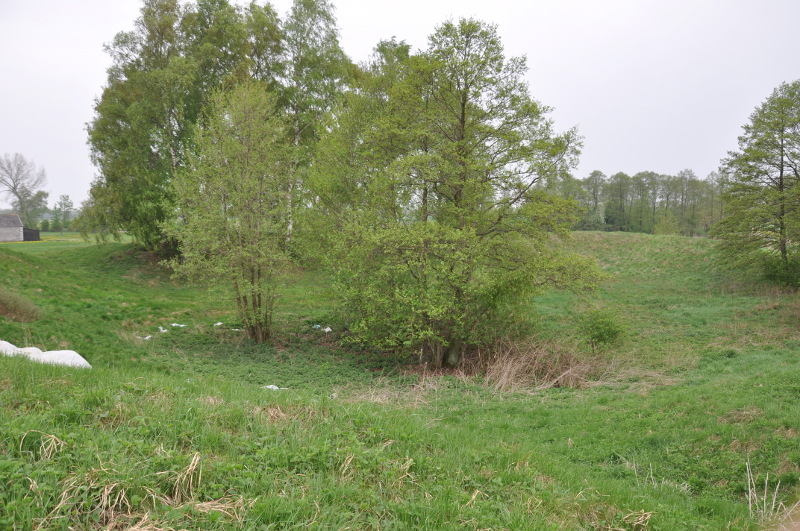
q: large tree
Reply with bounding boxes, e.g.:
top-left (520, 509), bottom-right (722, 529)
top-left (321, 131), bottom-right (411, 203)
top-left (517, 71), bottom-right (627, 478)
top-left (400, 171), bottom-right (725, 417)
top-left (312, 20), bottom-right (599, 367)
top-left (712, 80), bottom-right (800, 284)
top-left (0, 153), bottom-right (48, 227)
top-left (84, 0), bottom-right (283, 253)
top-left (167, 82), bottom-right (294, 343)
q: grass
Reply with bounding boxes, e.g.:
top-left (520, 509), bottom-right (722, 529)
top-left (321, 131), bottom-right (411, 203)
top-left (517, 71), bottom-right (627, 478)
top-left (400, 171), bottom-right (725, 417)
top-left (0, 231), bottom-right (798, 529)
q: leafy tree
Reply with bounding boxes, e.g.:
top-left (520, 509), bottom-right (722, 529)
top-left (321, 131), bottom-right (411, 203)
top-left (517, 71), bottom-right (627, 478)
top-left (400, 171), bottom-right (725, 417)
top-left (712, 80), bottom-right (800, 284)
top-left (0, 153), bottom-right (48, 227)
top-left (166, 82), bottom-right (294, 343)
top-left (51, 195), bottom-right (74, 232)
top-left (604, 172), bottom-right (631, 231)
top-left (84, 0), bottom-right (284, 254)
top-left (279, 0), bottom-right (351, 240)
top-left (313, 20), bottom-right (600, 367)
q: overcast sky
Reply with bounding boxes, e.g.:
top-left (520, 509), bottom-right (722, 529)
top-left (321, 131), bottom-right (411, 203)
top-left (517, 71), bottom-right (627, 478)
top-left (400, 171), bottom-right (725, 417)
top-left (1, 0), bottom-right (799, 209)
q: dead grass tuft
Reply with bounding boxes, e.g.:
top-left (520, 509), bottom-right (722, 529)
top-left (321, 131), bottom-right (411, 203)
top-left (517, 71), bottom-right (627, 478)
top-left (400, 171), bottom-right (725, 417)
top-left (345, 384), bottom-right (432, 406)
top-left (772, 498), bottom-right (800, 531)
top-left (461, 338), bottom-right (606, 392)
top-left (19, 430), bottom-right (65, 461)
top-left (201, 396), bottom-right (224, 407)
top-left (718, 406), bottom-right (764, 424)
top-left (193, 495), bottom-right (255, 523)
top-left (170, 453), bottom-right (201, 504)
top-left (37, 466), bottom-right (134, 530)
top-left (252, 405), bottom-right (287, 421)
top-left (123, 513), bottom-right (185, 531)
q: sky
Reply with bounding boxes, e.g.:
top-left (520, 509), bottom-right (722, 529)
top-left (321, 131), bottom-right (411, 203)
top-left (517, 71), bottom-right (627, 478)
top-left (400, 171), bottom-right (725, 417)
top-left (1, 0), bottom-right (799, 209)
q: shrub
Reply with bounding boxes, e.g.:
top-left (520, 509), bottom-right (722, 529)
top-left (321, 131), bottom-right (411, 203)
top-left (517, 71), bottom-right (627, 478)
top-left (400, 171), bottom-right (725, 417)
top-left (577, 306), bottom-right (626, 352)
top-left (0, 290), bottom-right (40, 322)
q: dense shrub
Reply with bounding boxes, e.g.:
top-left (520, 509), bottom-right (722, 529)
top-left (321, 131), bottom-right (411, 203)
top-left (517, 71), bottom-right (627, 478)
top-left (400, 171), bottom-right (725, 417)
top-left (577, 306), bottom-right (626, 352)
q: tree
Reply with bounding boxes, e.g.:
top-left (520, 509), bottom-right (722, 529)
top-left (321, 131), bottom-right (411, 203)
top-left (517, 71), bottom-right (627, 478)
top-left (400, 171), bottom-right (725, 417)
top-left (85, 0), bottom-right (284, 254)
top-left (712, 80), bottom-right (800, 284)
top-left (166, 82), bottom-right (294, 343)
top-left (313, 20), bottom-right (600, 367)
top-left (279, 0), bottom-right (351, 241)
top-left (0, 153), bottom-right (49, 227)
top-left (51, 195), bottom-right (75, 232)
top-left (604, 172), bottom-right (631, 231)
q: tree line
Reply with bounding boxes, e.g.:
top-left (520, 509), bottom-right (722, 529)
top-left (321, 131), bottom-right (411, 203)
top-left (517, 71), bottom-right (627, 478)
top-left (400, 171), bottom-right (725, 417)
top-left (549, 168), bottom-right (726, 236)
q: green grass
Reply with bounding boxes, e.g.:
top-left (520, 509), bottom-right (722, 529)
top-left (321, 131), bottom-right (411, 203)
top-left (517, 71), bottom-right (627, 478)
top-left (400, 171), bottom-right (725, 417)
top-left (0, 232), bottom-right (798, 529)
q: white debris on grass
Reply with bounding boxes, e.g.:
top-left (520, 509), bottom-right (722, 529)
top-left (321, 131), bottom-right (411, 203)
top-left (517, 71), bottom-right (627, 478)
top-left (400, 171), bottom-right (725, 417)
top-left (312, 324), bottom-right (321, 329)
top-left (158, 326), bottom-right (168, 333)
top-left (0, 340), bottom-right (92, 369)
top-left (323, 327), bottom-right (332, 333)
top-left (135, 335), bottom-right (153, 341)
top-left (214, 322), bottom-right (223, 327)
top-left (262, 384), bottom-right (288, 390)
top-left (171, 323), bottom-right (187, 328)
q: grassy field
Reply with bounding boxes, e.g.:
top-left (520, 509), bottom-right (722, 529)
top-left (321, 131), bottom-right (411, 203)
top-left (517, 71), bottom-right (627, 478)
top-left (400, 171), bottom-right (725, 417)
top-left (0, 232), bottom-right (798, 529)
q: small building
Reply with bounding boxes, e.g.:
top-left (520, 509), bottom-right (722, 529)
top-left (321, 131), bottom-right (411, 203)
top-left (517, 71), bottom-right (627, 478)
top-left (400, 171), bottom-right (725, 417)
top-left (0, 214), bottom-right (39, 242)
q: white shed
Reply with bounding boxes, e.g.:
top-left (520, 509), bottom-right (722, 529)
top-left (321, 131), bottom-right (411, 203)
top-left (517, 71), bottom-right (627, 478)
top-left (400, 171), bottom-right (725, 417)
top-left (0, 214), bottom-right (23, 242)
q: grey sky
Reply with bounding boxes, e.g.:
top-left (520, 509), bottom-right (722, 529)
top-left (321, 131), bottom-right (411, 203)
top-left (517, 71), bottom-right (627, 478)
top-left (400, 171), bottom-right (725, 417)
top-left (1, 0), bottom-right (798, 209)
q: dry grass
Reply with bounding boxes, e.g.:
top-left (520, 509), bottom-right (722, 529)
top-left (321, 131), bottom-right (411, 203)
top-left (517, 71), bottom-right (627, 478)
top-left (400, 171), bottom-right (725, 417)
top-left (252, 405), bottom-right (288, 421)
top-left (772, 499), bottom-right (800, 531)
top-left (37, 466), bottom-right (135, 530)
top-left (746, 459), bottom-right (785, 524)
top-left (462, 338), bottom-right (607, 392)
top-left (19, 430), bottom-right (66, 461)
top-left (169, 453), bottom-right (202, 505)
top-left (0, 289), bottom-right (40, 322)
top-left (35, 454), bottom-right (256, 530)
top-left (345, 384), bottom-right (433, 406)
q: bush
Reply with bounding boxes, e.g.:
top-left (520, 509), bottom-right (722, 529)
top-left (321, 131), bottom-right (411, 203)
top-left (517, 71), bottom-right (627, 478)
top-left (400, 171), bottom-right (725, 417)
top-left (761, 255), bottom-right (800, 288)
top-left (577, 306), bottom-right (626, 352)
top-left (0, 290), bottom-right (40, 322)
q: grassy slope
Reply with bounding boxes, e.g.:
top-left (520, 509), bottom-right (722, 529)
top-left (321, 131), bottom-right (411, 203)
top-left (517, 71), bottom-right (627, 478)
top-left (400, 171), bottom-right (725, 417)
top-left (0, 232), bottom-right (798, 530)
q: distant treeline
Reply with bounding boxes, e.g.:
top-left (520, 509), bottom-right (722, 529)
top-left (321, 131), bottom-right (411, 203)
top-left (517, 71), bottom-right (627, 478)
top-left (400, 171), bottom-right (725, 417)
top-left (549, 169), bottom-right (725, 236)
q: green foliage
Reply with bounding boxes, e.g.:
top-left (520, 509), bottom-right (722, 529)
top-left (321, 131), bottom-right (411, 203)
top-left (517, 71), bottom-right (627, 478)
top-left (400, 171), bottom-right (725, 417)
top-left (653, 211), bottom-right (681, 235)
top-left (312, 19), bottom-right (600, 367)
top-left (577, 306), bottom-right (626, 352)
top-left (712, 80), bottom-right (800, 284)
top-left (84, 0), bottom-right (351, 254)
top-left (167, 83), bottom-right (294, 344)
top-left (84, 0), bottom-right (286, 253)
